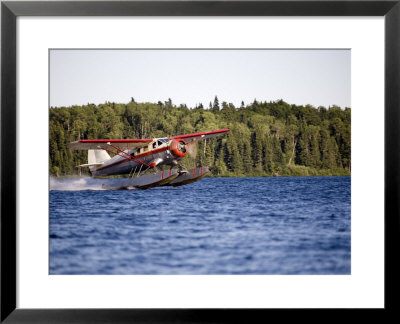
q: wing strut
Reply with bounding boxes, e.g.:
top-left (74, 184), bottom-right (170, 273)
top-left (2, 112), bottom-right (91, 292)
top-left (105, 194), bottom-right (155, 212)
top-left (97, 142), bottom-right (153, 169)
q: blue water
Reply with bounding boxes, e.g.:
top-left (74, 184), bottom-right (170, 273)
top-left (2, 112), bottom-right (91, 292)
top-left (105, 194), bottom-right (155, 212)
top-left (49, 176), bottom-right (351, 275)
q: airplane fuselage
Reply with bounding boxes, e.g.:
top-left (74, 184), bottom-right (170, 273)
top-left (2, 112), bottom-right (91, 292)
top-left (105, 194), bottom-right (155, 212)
top-left (91, 138), bottom-right (186, 177)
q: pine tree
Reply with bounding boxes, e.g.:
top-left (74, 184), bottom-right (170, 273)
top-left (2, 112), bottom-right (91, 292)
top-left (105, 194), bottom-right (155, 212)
top-left (212, 96), bottom-right (220, 112)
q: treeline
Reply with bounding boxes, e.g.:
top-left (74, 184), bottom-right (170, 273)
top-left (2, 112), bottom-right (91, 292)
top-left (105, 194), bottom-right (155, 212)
top-left (49, 97), bottom-right (350, 177)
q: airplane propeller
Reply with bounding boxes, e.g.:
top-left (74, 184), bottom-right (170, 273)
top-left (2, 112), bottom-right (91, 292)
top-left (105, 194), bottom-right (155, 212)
top-left (186, 141), bottom-right (197, 158)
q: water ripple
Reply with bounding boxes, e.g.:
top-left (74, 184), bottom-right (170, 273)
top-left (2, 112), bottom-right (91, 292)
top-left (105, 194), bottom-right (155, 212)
top-left (50, 176), bottom-right (351, 274)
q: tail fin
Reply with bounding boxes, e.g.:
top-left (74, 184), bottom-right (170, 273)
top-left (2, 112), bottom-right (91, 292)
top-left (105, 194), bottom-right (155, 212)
top-left (87, 150), bottom-right (111, 171)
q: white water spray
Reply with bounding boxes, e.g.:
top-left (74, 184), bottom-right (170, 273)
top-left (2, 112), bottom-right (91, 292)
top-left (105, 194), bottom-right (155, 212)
top-left (50, 177), bottom-right (106, 191)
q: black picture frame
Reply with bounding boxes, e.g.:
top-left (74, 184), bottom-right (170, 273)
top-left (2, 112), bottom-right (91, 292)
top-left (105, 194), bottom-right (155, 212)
top-left (1, 0), bottom-right (399, 322)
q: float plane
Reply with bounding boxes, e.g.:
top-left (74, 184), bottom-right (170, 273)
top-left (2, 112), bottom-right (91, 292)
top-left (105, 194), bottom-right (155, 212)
top-left (68, 129), bottom-right (230, 189)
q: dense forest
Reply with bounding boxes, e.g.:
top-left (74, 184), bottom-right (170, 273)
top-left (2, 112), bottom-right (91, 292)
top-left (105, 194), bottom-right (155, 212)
top-left (49, 97), bottom-right (351, 177)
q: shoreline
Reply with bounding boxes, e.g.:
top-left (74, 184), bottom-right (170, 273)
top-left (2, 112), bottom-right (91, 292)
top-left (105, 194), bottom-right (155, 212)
top-left (50, 173), bottom-right (351, 179)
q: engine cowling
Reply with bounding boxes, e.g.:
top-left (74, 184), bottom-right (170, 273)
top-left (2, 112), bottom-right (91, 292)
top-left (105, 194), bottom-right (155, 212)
top-left (169, 139), bottom-right (188, 157)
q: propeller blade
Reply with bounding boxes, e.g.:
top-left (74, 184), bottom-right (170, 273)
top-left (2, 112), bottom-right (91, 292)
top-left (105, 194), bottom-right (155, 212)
top-left (187, 142), bottom-right (197, 158)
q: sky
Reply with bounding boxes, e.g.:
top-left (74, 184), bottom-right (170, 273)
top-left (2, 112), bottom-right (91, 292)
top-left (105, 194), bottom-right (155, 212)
top-left (50, 49), bottom-right (350, 109)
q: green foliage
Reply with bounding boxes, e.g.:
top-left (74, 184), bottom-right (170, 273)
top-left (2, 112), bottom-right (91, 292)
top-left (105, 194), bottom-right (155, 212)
top-left (49, 99), bottom-right (351, 177)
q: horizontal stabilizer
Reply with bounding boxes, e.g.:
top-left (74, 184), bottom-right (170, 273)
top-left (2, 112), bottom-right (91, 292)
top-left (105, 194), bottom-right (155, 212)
top-left (76, 162), bottom-right (104, 168)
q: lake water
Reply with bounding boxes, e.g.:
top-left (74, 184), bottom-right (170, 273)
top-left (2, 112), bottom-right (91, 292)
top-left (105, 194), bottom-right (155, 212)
top-left (49, 176), bottom-right (351, 275)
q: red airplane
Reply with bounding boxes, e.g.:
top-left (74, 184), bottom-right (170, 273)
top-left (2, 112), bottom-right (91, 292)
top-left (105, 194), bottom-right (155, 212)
top-left (68, 129), bottom-right (230, 189)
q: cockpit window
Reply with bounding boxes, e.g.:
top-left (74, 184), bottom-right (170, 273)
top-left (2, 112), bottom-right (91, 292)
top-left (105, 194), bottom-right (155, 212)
top-left (157, 140), bottom-right (163, 146)
top-left (159, 138), bottom-right (169, 144)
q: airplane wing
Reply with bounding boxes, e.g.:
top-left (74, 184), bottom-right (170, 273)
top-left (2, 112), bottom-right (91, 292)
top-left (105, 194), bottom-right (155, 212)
top-left (68, 129), bottom-right (229, 150)
top-left (168, 129), bottom-right (230, 143)
top-left (68, 139), bottom-right (152, 150)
